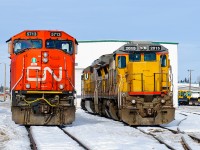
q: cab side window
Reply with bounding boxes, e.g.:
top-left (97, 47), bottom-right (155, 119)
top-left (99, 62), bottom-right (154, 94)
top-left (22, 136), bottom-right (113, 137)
top-left (84, 73), bottom-right (89, 80)
top-left (118, 56), bottom-right (126, 68)
top-left (160, 55), bottom-right (167, 67)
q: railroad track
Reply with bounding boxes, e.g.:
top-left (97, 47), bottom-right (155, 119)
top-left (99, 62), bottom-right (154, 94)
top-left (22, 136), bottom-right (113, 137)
top-left (182, 111), bottom-right (200, 116)
top-left (180, 133), bottom-right (200, 150)
top-left (135, 115), bottom-right (189, 149)
top-left (159, 116), bottom-right (200, 150)
top-left (137, 127), bottom-right (181, 150)
top-left (160, 126), bottom-right (191, 150)
top-left (26, 126), bottom-right (36, 150)
top-left (23, 110), bottom-right (200, 150)
top-left (189, 134), bottom-right (200, 143)
top-left (60, 127), bottom-right (89, 150)
top-left (138, 125), bottom-right (200, 150)
top-left (178, 128), bottom-right (200, 150)
top-left (26, 126), bottom-right (89, 150)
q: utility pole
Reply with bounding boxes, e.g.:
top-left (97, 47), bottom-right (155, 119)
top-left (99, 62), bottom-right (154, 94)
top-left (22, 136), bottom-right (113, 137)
top-left (188, 69), bottom-right (194, 91)
top-left (4, 63), bottom-right (6, 101)
top-left (0, 63), bottom-right (6, 101)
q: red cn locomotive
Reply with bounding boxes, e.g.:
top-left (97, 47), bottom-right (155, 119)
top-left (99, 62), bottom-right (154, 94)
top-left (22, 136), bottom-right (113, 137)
top-left (7, 30), bottom-right (78, 125)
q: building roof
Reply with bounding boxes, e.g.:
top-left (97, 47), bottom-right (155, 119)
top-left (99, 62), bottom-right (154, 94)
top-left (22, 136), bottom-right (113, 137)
top-left (78, 40), bottom-right (179, 45)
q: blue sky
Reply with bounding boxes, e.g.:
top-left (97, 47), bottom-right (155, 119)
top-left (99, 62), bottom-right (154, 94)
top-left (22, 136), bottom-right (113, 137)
top-left (0, 0), bottom-right (200, 86)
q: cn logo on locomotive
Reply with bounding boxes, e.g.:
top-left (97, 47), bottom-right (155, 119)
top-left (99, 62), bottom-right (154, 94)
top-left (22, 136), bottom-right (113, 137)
top-left (27, 66), bottom-right (62, 81)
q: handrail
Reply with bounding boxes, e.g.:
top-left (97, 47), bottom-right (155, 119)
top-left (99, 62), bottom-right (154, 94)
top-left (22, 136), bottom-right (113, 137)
top-left (118, 74), bottom-right (123, 108)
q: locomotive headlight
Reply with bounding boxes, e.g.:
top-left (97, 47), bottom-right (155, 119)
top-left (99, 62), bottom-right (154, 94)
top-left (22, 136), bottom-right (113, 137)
top-left (43, 52), bottom-right (48, 57)
top-left (59, 84), bottom-right (64, 90)
top-left (131, 99), bottom-right (136, 104)
top-left (161, 99), bottom-right (166, 103)
top-left (140, 47), bottom-right (143, 50)
top-left (168, 92), bottom-right (173, 96)
top-left (42, 58), bottom-right (48, 63)
top-left (26, 83), bottom-right (31, 89)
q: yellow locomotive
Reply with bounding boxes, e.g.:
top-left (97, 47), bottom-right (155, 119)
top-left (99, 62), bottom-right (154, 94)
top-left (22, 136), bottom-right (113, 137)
top-left (81, 41), bottom-right (175, 125)
top-left (178, 90), bottom-right (191, 105)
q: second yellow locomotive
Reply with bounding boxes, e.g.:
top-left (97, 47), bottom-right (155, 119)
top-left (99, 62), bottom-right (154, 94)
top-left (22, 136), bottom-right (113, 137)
top-left (81, 41), bottom-right (175, 125)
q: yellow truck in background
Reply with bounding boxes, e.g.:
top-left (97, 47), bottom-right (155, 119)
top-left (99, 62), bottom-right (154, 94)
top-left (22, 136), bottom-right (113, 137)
top-left (178, 90), bottom-right (191, 105)
top-left (178, 90), bottom-right (200, 106)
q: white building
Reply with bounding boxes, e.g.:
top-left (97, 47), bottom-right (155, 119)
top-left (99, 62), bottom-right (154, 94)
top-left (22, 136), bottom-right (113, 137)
top-left (178, 83), bottom-right (200, 91)
top-left (75, 40), bottom-right (178, 107)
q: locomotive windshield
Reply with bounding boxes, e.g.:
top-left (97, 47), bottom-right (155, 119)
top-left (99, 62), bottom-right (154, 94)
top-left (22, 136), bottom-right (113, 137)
top-left (144, 52), bottom-right (156, 61)
top-left (129, 52), bottom-right (156, 62)
top-left (14, 39), bottom-right (42, 54)
top-left (46, 40), bottom-right (73, 54)
top-left (129, 53), bottom-right (141, 62)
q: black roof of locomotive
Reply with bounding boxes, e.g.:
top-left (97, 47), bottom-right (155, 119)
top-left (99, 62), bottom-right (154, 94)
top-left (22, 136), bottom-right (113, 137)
top-left (113, 41), bottom-right (168, 54)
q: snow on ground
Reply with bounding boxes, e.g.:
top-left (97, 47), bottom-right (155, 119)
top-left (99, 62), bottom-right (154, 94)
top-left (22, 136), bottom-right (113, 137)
top-left (176, 106), bottom-right (200, 134)
top-left (177, 106), bottom-right (200, 113)
top-left (137, 127), bottom-right (184, 150)
top-left (161, 110), bottom-right (187, 131)
top-left (31, 126), bottom-right (83, 150)
top-left (181, 134), bottom-right (200, 150)
top-left (65, 109), bottom-right (168, 150)
top-left (162, 107), bottom-right (200, 140)
top-left (0, 98), bottom-right (30, 150)
top-left (178, 112), bottom-right (200, 133)
top-left (1, 98), bottom-right (200, 149)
